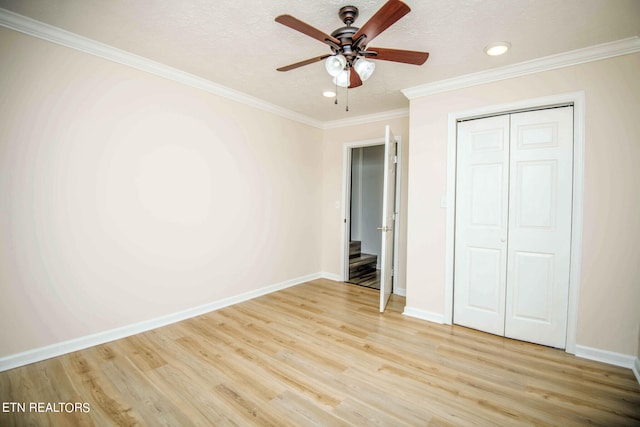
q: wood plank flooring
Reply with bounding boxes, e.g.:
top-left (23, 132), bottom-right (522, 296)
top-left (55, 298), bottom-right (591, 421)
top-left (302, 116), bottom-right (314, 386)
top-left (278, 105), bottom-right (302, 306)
top-left (1, 279), bottom-right (639, 426)
top-left (347, 269), bottom-right (381, 290)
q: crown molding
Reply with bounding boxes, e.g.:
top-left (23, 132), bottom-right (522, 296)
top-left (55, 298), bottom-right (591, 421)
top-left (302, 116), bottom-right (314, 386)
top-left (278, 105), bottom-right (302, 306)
top-left (7, 8), bottom-right (633, 131)
top-left (402, 36), bottom-right (640, 99)
top-left (0, 8), bottom-right (325, 129)
top-left (322, 108), bottom-right (409, 129)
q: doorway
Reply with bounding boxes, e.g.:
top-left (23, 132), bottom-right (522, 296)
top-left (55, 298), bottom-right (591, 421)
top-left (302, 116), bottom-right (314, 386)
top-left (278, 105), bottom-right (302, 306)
top-left (341, 126), bottom-right (402, 312)
top-left (348, 144), bottom-right (385, 289)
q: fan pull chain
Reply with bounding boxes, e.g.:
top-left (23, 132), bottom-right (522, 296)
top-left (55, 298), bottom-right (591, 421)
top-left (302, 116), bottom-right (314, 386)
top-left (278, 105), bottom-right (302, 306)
top-left (346, 69), bottom-right (349, 112)
top-left (346, 86), bottom-right (349, 112)
top-left (335, 79), bottom-right (338, 105)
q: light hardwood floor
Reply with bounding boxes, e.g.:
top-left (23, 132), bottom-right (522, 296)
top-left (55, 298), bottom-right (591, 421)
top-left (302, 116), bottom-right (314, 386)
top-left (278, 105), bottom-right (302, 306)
top-left (1, 279), bottom-right (639, 426)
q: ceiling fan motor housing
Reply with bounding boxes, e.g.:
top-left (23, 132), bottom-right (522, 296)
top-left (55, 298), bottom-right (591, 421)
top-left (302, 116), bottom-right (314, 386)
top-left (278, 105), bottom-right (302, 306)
top-left (338, 6), bottom-right (359, 25)
top-left (332, 6), bottom-right (362, 65)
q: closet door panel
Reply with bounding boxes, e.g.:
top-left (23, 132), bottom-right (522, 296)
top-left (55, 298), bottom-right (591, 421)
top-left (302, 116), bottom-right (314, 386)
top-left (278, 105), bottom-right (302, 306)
top-left (465, 247), bottom-right (503, 312)
top-left (454, 115), bottom-right (510, 335)
top-left (511, 251), bottom-right (555, 322)
top-left (515, 160), bottom-right (557, 229)
top-left (505, 107), bottom-right (573, 348)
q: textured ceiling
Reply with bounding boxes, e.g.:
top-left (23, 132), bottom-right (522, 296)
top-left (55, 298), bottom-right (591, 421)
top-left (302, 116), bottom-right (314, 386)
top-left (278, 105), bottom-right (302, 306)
top-left (1, 0), bottom-right (639, 123)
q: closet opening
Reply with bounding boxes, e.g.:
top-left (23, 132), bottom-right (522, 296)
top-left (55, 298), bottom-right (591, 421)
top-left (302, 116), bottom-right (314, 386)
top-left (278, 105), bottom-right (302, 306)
top-left (453, 104), bottom-right (576, 349)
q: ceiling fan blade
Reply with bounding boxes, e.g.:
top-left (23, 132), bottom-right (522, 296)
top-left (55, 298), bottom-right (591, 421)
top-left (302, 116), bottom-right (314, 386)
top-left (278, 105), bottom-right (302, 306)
top-left (352, 0), bottom-right (411, 45)
top-left (349, 69), bottom-right (363, 88)
top-left (366, 47), bottom-right (429, 65)
top-left (275, 15), bottom-right (341, 47)
top-left (277, 54), bottom-right (331, 72)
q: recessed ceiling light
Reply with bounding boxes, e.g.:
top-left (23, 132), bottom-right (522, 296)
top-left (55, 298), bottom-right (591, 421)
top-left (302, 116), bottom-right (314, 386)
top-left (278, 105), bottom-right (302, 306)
top-left (484, 41), bottom-right (511, 56)
top-left (323, 90), bottom-right (336, 98)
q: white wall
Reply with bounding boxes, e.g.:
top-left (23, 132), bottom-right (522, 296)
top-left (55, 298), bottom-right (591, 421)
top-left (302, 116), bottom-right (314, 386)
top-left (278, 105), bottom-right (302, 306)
top-left (405, 53), bottom-right (640, 358)
top-left (350, 148), bottom-right (363, 242)
top-left (0, 27), bottom-right (324, 358)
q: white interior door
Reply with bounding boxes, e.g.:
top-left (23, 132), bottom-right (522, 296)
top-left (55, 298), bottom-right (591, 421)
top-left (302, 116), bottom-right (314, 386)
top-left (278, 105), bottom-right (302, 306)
top-left (454, 115), bottom-right (510, 334)
top-left (454, 107), bottom-right (573, 348)
top-left (379, 125), bottom-right (396, 312)
top-left (504, 107), bottom-right (573, 348)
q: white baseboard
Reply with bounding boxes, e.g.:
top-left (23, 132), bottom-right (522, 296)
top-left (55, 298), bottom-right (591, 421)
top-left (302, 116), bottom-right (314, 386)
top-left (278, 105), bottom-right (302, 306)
top-left (0, 272), bottom-right (321, 373)
top-left (575, 345), bottom-right (640, 385)
top-left (393, 287), bottom-right (406, 297)
top-left (574, 344), bottom-right (637, 370)
top-left (402, 306), bottom-right (446, 324)
top-left (320, 272), bottom-right (343, 282)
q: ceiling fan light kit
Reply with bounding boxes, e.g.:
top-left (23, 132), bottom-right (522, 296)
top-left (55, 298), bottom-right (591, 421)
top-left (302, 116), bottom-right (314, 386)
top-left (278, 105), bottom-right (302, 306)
top-left (275, 0), bottom-right (429, 110)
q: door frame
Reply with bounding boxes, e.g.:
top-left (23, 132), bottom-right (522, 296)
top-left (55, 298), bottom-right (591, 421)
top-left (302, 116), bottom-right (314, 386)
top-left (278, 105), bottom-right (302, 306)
top-left (341, 136), bottom-right (403, 292)
top-left (444, 91), bottom-right (585, 354)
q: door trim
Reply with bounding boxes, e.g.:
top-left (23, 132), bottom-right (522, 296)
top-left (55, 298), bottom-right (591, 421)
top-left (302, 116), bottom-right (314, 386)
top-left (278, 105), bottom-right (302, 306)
top-left (444, 91), bottom-right (585, 354)
top-left (341, 137), bottom-right (403, 292)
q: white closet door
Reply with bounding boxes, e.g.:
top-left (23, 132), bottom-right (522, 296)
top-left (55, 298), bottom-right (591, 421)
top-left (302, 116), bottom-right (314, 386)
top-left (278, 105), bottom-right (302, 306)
top-left (504, 107), bottom-right (574, 348)
top-left (454, 115), bottom-right (510, 335)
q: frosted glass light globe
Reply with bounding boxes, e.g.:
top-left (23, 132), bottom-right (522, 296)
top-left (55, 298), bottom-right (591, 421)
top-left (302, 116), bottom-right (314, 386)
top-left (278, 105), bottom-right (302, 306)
top-left (325, 54), bottom-right (347, 77)
top-left (333, 69), bottom-right (350, 87)
top-left (354, 58), bottom-right (375, 81)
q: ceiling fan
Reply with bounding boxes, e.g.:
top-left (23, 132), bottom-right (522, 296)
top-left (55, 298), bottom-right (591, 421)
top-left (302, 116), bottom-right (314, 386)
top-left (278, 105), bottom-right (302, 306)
top-left (275, 0), bottom-right (429, 89)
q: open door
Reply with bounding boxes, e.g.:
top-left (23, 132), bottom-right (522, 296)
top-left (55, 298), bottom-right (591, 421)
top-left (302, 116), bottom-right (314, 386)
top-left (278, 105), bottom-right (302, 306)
top-left (379, 126), bottom-right (396, 312)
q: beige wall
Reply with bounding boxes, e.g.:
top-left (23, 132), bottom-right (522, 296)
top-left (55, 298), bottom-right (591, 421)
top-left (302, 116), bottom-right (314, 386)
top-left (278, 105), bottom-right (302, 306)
top-left (405, 53), bottom-right (640, 357)
top-left (321, 117), bottom-right (410, 293)
top-left (0, 28), bottom-right (323, 357)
